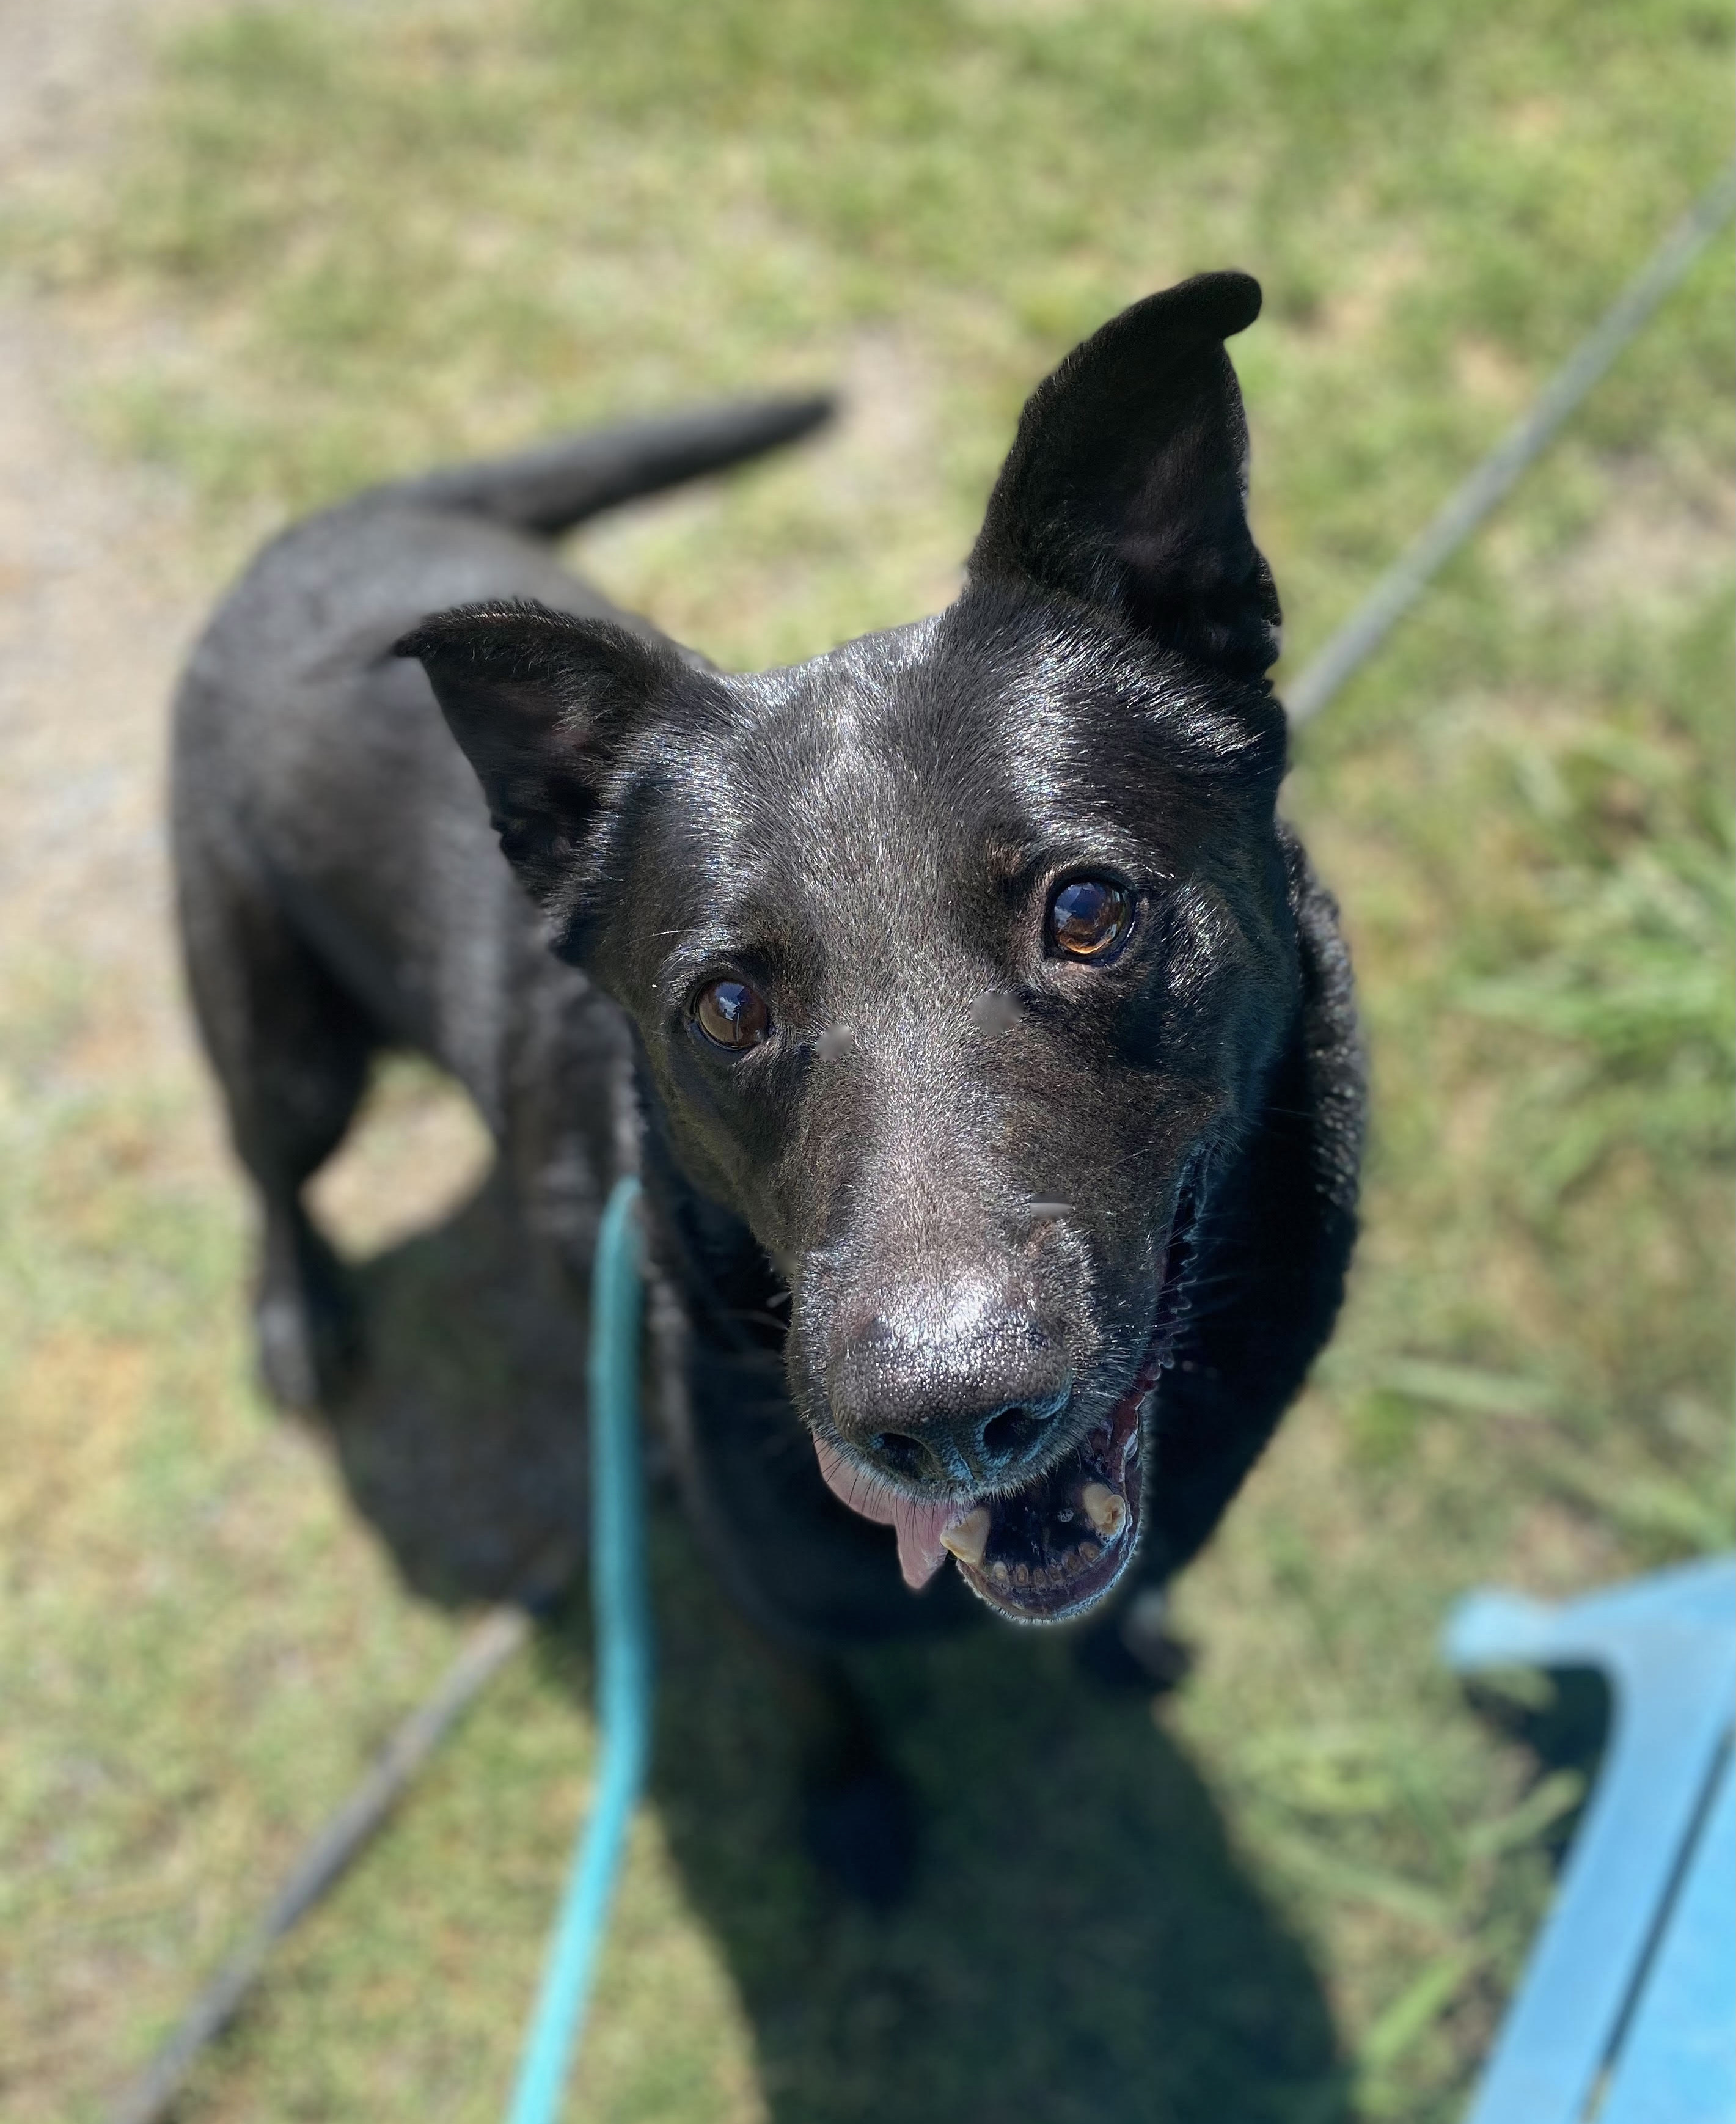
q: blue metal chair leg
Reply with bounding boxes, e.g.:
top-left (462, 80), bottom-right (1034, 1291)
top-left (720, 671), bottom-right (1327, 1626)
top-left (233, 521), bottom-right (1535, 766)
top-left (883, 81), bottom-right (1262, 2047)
top-left (1444, 1555), bottom-right (1735, 2124)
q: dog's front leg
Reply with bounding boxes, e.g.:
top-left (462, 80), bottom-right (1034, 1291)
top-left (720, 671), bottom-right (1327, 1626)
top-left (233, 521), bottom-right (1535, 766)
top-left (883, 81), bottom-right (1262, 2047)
top-left (640, 1255), bottom-right (930, 1907)
top-left (768, 1647), bottom-right (917, 1910)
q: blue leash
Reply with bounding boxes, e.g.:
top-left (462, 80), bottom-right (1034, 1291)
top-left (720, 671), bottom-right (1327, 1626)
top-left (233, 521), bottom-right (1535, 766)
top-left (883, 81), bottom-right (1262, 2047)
top-left (506, 1176), bottom-right (652, 2124)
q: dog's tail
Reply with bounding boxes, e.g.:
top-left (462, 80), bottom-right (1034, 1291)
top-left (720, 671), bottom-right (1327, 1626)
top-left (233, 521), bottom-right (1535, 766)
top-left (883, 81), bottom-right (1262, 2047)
top-left (364, 395), bottom-right (834, 539)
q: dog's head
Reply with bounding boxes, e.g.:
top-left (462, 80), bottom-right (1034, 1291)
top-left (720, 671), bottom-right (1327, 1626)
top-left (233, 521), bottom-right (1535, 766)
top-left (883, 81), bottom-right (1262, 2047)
top-left (401, 271), bottom-right (1300, 1625)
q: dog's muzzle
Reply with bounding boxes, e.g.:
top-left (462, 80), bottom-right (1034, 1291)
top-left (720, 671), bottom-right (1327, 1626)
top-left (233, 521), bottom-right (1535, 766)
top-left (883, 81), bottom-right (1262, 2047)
top-left (811, 1187), bottom-right (1202, 1624)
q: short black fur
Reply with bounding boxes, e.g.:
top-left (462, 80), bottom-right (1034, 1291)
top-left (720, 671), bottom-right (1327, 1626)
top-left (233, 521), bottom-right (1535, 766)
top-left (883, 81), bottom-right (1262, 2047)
top-left (173, 274), bottom-right (1362, 1899)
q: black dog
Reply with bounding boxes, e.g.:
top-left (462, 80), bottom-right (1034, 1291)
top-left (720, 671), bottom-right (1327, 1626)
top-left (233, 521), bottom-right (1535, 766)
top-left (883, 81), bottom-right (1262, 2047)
top-left (174, 271), bottom-right (1362, 1892)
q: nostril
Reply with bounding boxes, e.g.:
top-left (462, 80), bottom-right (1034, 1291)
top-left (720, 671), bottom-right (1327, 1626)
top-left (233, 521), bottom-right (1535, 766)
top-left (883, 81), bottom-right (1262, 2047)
top-left (871, 1432), bottom-right (929, 1481)
top-left (981, 1404), bottom-right (1053, 1468)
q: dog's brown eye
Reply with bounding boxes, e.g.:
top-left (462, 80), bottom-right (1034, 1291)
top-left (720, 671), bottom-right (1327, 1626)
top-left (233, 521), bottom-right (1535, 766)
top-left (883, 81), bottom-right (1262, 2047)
top-left (1047, 876), bottom-right (1132, 961)
top-left (694, 978), bottom-right (772, 1050)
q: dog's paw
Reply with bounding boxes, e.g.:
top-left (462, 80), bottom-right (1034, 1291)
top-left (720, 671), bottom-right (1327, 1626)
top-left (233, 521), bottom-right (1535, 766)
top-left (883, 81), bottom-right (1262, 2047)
top-left (802, 1762), bottom-right (917, 1910)
top-left (1073, 1586), bottom-right (1195, 1695)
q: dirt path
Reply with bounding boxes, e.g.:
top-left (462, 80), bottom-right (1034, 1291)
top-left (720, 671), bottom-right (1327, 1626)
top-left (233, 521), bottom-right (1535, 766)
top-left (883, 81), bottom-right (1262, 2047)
top-left (0, 26), bottom-right (526, 2117)
top-left (0, 0), bottom-right (219, 1067)
top-left (0, 308), bottom-right (199, 1049)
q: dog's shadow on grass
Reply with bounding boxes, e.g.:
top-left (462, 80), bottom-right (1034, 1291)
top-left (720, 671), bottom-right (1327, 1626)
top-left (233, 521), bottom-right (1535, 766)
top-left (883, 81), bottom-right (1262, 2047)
top-left (642, 1546), bottom-right (1351, 2124)
top-left (323, 1170), bottom-right (593, 1603)
top-left (325, 1173), bottom-right (1351, 2124)
top-left (647, 1541), bottom-right (1352, 2124)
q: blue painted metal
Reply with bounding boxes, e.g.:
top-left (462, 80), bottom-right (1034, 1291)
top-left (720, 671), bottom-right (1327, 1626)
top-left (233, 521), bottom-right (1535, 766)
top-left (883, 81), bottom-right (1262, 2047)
top-left (1445, 1555), bottom-right (1736, 2124)
top-left (506, 1176), bottom-right (651, 2124)
top-left (1600, 1749), bottom-right (1735, 2124)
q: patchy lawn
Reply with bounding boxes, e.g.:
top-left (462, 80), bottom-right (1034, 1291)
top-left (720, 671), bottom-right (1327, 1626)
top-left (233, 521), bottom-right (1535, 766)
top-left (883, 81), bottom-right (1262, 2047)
top-left (2, 1), bottom-right (1731, 2118)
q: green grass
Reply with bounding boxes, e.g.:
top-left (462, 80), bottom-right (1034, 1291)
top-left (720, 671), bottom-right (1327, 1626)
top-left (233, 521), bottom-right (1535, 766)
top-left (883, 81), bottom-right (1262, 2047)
top-left (2, 1), bottom-right (1732, 2119)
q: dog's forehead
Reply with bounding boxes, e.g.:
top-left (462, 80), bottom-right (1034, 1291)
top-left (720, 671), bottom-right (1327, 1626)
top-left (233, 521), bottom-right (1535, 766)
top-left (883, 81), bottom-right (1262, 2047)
top-left (698, 614), bottom-right (1187, 882)
top-left (629, 607), bottom-right (1256, 1005)
top-left (739, 622), bottom-right (999, 870)
top-left (680, 627), bottom-right (991, 989)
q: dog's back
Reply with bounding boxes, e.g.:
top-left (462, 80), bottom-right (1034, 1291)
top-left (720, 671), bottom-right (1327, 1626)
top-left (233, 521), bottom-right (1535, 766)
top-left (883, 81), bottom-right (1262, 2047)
top-left (172, 399), bottom-right (830, 1404)
top-left (171, 284), bottom-right (1365, 1897)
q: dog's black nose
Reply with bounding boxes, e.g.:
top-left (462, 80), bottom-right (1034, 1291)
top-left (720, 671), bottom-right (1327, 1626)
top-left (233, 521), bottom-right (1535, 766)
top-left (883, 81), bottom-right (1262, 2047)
top-left (831, 1289), bottom-right (1073, 1490)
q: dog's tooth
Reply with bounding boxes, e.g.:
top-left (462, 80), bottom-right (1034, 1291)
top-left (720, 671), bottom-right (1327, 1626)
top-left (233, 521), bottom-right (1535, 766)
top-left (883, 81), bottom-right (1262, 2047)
top-left (991, 1560), bottom-right (1010, 1583)
top-left (1081, 1482), bottom-right (1127, 1542)
top-left (1011, 1562), bottom-right (1031, 1588)
top-left (940, 1507), bottom-right (991, 1569)
top-left (1079, 1539), bottom-right (1101, 1564)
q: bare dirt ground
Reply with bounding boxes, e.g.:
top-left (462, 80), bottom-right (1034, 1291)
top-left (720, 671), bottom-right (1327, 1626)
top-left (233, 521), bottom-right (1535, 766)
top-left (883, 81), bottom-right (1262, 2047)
top-left (0, 0), bottom-right (217, 1074)
top-left (0, 20), bottom-right (540, 2114)
top-left (0, 0), bottom-right (461, 1163)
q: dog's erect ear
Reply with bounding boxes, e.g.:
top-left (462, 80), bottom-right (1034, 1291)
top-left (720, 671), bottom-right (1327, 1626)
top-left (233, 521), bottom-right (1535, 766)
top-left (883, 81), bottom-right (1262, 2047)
top-left (968, 271), bottom-right (1280, 680)
top-left (395, 600), bottom-right (685, 918)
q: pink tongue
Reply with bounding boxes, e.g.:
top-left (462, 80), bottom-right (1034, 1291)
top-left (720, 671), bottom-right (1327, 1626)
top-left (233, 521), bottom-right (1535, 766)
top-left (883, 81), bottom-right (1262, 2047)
top-left (814, 1438), bottom-right (962, 1590)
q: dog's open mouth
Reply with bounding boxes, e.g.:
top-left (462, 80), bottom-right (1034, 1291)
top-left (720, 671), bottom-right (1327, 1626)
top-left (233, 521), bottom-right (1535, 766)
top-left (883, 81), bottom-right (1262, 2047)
top-left (813, 1188), bottom-right (1199, 1625)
